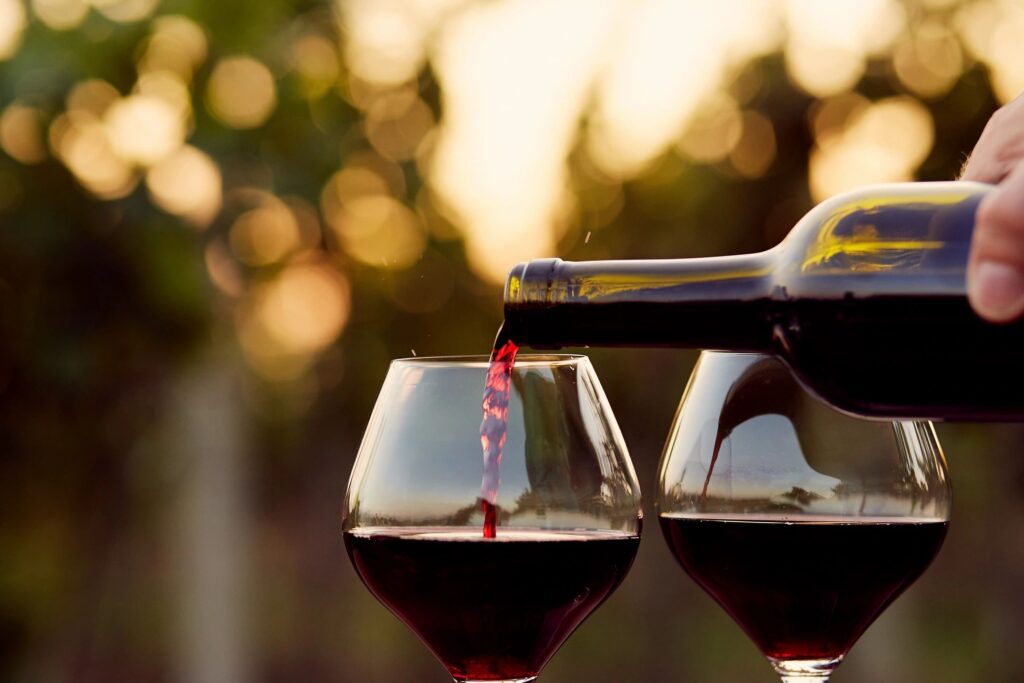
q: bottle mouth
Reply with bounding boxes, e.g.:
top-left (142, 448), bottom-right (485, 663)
top-left (504, 258), bottom-right (562, 306)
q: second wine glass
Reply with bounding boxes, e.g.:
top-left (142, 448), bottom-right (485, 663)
top-left (658, 352), bottom-right (950, 682)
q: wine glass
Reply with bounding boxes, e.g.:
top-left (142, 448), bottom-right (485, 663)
top-left (657, 352), bottom-right (950, 682)
top-left (343, 355), bottom-right (642, 683)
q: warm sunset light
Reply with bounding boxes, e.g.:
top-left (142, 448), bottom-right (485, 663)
top-left (809, 96), bottom-right (933, 201)
top-left (429, 0), bottom-right (618, 281)
top-left (589, 1), bottom-right (781, 179)
top-left (783, 0), bottom-right (904, 97)
top-left (337, 0), bottom-right (455, 87)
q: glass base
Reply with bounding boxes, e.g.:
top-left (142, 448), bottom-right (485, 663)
top-left (770, 656), bottom-right (843, 681)
top-left (457, 679), bottom-right (537, 683)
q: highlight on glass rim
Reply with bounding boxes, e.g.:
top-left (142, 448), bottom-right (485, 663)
top-left (3, 0), bottom-right (1024, 681)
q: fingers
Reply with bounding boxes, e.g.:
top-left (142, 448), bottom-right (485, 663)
top-left (967, 161), bottom-right (1024, 322)
top-left (962, 94), bottom-right (1024, 183)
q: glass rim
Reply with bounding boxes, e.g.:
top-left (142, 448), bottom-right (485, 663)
top-left (391, 353), bottom-right (587, 368)
top-left (699, 350), bottom-right (774, 358)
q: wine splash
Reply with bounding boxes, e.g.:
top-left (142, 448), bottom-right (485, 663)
top-left (479, 327), bottom-right (519, 538)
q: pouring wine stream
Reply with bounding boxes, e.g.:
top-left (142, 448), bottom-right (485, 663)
top-left (479, 325), bottom-right (519, 538)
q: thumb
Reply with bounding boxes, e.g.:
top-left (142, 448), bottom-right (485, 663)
top-left (967, 163), bottom-right (1024, 323)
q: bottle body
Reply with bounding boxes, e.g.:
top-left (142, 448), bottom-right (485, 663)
top-left (503, 181), bottom-right (1024, 420)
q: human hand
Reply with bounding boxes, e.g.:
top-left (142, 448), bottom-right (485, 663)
top-left (962, 94), bottom-right (1024, 322)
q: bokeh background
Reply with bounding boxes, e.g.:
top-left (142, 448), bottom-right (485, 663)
top-left (2, 0), bottom-right (1024, 680)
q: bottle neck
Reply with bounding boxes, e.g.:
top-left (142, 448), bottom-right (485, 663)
top-left (503, 253), bottom-right (776, 350)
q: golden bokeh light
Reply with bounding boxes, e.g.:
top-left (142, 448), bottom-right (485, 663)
top-left (50, 112), bottom-right (137, 199)
top-left (229, 200), bottom-right (302, 267)
top-left (290, 33), bottom-right (339, 98)
top-left (145, 144), bottom-right (222, 227)
top-left (729, 111), bottom-right (777, 179)
top-left (892, 23), bottom-right (963, 99)
top-left (104, 94), bottom-right (186, 166)
top-left (134, 71), bottom-right (193, 121)
top-left (364, 89), bottom-right (434, 161)
top-left (1, 103), bottom-right (47, 164)
top-left (67, 79), bottom-right (120, 117)
top-left (204, 239), bottom-right (244, 298)
top-left (139, 15), bottom-right (208, 79)
top-left (783, 0), bottom-right (904, 97)
top-left (677, 95), bottom-right (743, 164)
top-left (784, 40), bottom-right (864, 100)
top-left (956, 0), bottom-right (1024, 104)
top-left (90, 0), bottom-right (157, 23)
top-left (809, 93), bottom-right (870, 145)
top-left (339, 75), bottom-right (391, 113)
top-left (320, 153), bottom-right (406, 212)
top-left (284, 196), bottom-right (325, 250)
top-left (239, 260), bottom-right (351, 381)
top-left (338, 0), bottom-right (458, 87)
top-left (31, 0), bottom-right (88, 30)
top-left (206, 56), bottom-right (278, 129)
top-left (809, 96), bottom-right (933, 202)
top-left (426, 0), bottom-right (784, 281)
top-left (589, 1), bottom-right (781, 178)
top-left (0, 0), bottom-right (28, 61)
top-left (258, 262), bottom-right (350, 353)
top-left (322, 191), bottom-right (425, 269)
top-left (431, 0), bottom-right (622, 282)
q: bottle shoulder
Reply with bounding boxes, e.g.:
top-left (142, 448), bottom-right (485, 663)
top-left (771, 181), bottom-right (992, 298)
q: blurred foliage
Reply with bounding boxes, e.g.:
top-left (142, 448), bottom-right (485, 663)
top-left (1, 0), bottom-right (1024, 681)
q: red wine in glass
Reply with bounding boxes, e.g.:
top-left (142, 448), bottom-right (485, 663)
top-left (657, 353), bottom-right (952, 681)
top-left (345, 527), bottom-right (640, 681)
top-left (479, 326), bottom-right (518, 537)
top-left (660, 514), bottom-right (947, 662)
top-left (344, 355), bottom-right (642, 681)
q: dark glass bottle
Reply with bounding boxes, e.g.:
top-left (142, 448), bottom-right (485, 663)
top-left (503, 181), bottom-right (1024, 420)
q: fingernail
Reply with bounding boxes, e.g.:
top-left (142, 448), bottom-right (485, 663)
top-left (969, 261), bottom-right (1024, 322)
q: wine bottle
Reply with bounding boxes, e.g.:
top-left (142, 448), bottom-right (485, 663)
top-left (502, 181), bottom-right (1024, 420)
